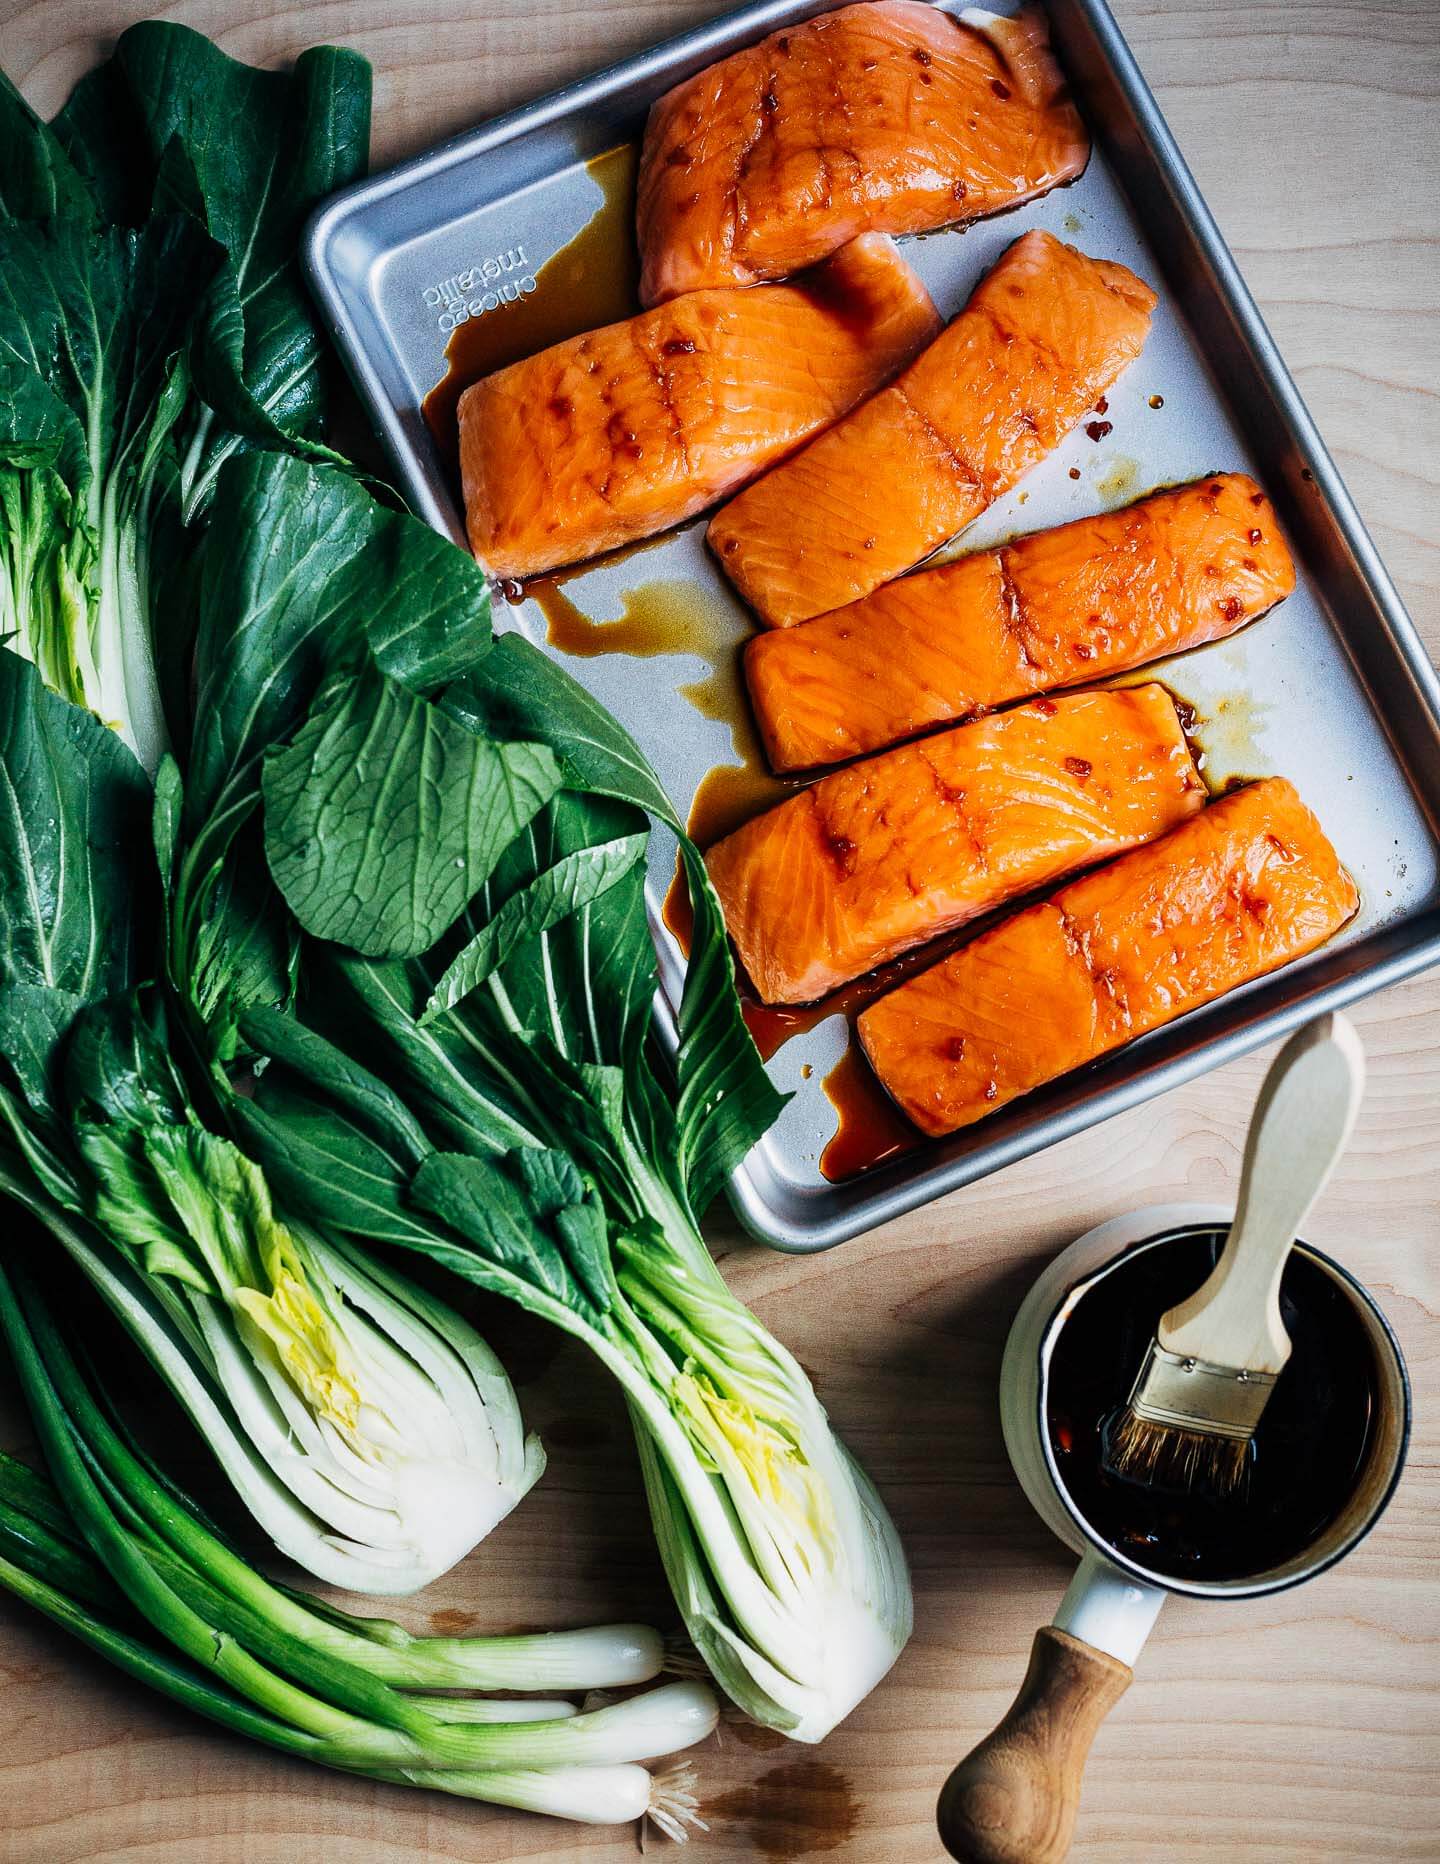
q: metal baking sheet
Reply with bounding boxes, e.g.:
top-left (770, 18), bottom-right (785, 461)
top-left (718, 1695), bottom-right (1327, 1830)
top-left (305, 0), bottom-right (1440, 1251)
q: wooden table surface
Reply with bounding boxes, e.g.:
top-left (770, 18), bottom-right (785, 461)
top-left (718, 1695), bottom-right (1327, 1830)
top-left (1, 1), bottom-right (1436, 1859)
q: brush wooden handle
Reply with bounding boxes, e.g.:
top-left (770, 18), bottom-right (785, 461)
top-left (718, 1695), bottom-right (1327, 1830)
top-left (936, 1626), bottom-right (1132, 1864)
top-left (1159, 1013), bottom-right (1365, 1373)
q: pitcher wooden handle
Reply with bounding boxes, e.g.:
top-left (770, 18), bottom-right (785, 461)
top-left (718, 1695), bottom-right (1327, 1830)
top-left (936, 1626), bottom-right (1133, 1864)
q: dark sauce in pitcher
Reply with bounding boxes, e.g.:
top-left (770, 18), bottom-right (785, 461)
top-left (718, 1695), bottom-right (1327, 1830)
top-left (1046, 1229), bottom-right (1379, 1582)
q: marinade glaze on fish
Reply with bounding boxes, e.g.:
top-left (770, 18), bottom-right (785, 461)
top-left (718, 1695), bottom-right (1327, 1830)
top-left (707, 684), bottom-right (1204, 1005)
top-left (638, 2), bottom-right (1089, 304)
top-left (709, 231), bottom-right (1157, 626)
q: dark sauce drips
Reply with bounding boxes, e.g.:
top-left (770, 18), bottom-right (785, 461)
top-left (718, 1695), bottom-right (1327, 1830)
top-left (1047, 1230), bottom-right (1378, 1582)
top-left (421, 144), bottom-right (641, 472)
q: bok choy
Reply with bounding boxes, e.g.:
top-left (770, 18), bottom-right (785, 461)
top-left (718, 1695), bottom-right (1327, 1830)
top-left (0, 28), bottom-right (368, 774)
top-left (0, 623), bottom-right (538, 1592)
top-left (0, 1250), bottom-right (714, 1835)
top-left (182, 452), bottom-right (913, 1742)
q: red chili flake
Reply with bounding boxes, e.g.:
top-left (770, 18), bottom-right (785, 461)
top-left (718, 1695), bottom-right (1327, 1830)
top-left (1219, 596), bottom-right (1244, 622)
top-left (912, 45), bottom-right (933, 65)
top-left (983, 1079), bottom-right (1000, 1102)
top-left (1072, 641), bottom-right (1094, 661)
top-left (862, 536), bottom-right (877, 550)
top-left (662, 337), bottom-right (697, 356)
top-left (944, 1036), bottom-right (967, 1063)
top-left (990, 78), bottom-right (1011, 99)
top-left (1094, 395), bottom-right (1109, 415)
top-left (1032, 697), bottom-right (1058, 717)
top-left (1064, 756), bottom-right (1093, 781)
top-left (1248, 527), bottom-right (1263, 544)
top-left (1250, 490), bottom-right (1266, 505)
top-left (1084, 420), bottom-right (1112, 442)
top-left (952, 178), bottom-right (968, 201)
top-left (1209, 482), bottom-right (1224, 496)
top-left (497, 578), bottom-right (525, 604)
top-left (1148, 394), bottom-right (1164, 409)
top-left (1068, 466), bottom-right (1082, 480)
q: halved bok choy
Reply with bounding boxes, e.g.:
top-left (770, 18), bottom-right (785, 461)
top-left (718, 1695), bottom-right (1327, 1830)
top-left (0, 1252), bottom-right (715, 1835)
top-left (202, 454), bottom-right (914, 1742)
top-left (0, 649), bottom-right (540, 1591)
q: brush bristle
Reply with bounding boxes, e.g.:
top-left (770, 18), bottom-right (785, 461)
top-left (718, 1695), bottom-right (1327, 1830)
top-left (1105, 1405), bottom-right (1252, 1499)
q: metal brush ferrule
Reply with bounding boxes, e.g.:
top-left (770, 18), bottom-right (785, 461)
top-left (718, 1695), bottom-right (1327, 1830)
top-left (1125, 1342), bottom-right (1279, 1440)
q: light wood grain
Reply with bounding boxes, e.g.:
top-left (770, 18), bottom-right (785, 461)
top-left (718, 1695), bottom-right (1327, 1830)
top-left (0, 1), bottom-right (1437, 1860)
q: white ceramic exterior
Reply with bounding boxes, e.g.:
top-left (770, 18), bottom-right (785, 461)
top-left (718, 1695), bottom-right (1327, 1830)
top-left (999, 1203), bottom-right (1411, 1663)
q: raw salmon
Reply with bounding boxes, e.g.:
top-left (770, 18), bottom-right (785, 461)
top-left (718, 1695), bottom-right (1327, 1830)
top-left (637, 1), bottom-right (1089, 304)
top-left (706, 684), bottom-right (1203, 1005)
top-left (708, 230), bottom-right (1157, 626)
top-left (458, 233), bottom-right (940, 580)
top-left (859, 777), bottom-right (1357, 1135)
top-left (747, 474), bottom-right (1294, 771)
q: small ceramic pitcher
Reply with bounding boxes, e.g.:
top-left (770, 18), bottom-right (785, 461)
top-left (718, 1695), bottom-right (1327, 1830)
top-left (936, 1201), bottom-right (1411, 1864)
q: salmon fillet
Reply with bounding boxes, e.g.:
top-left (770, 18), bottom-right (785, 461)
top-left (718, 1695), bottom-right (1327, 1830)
top-left (747, 473), bottom-right (1294, 771)
top-left (708, 230), bottom-right (1157, 626)
top-left (706, 684), bottom-right (1204, 1005)
top-left (637, 1), bottom-right (1089, 305)
top-left (458, 233), bottom-right (940, 580)
top-left (859, 778), bottom-right (1357, 1135)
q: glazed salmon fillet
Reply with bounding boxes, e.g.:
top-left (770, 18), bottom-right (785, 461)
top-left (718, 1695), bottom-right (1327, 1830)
top-left (747, 474), bottom-right (1294, 771)
top-left (458, 233), bottom-right (940, 580)
top-left (708, 230), bottom-right (1157, 626)
top-left (637, 1), bottom-right (1088, 304)
top-left (859, 778), bottom-right (1358, 1135)
top-left (706, 684), bottom-right (1203, 1005)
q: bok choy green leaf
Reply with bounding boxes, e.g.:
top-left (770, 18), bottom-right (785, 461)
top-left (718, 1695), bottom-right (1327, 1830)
top-left (52, 24), bottom-right (371, 517)
top-left (164, 449), bottom-right (502, 1067)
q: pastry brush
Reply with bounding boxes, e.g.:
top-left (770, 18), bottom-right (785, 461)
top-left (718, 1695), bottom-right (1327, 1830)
top-left (1105, 1012), bottom-right (1365, 1497)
